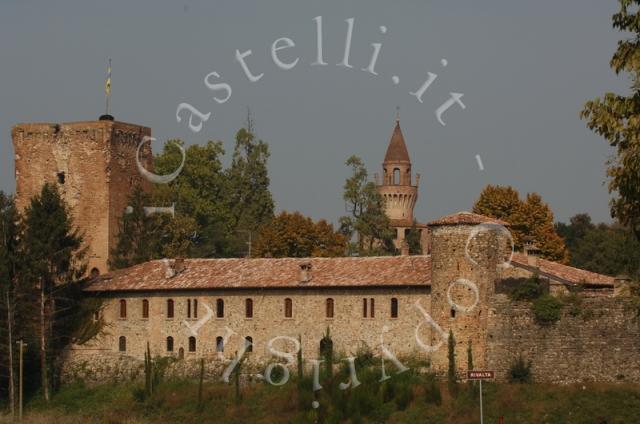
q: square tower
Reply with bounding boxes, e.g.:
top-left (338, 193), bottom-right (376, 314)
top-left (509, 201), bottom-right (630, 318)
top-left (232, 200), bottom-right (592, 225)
top-left (12, 119), bottom-right (153, 275)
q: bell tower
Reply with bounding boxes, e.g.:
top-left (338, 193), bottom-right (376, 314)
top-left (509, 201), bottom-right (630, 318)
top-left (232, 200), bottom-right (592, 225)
top-left (376, 117), bottom-right (422, 250)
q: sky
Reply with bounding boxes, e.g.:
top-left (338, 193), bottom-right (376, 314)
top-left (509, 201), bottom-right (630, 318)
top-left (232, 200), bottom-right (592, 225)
top-left (0, 0), bottom-right (630, 225)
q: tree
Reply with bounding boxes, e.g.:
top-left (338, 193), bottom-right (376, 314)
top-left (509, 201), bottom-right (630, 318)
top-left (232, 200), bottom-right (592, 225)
top-left (225, 127), bottom-right (274, 234)
top-left (154, 140), bottom-right (233, 258)
top-left (581, 0), bottom-right (640, 241)
top-left (447, 330), bottom-right (458, 396)
top-left (405, 220), bottom-right (423, 255)
top-left (21, 183), bottom-right (86, 401)
top-left (557, 214), bottom-right (640, 278)
top-left (0, 192), bottom-right (20, 414)
top-left (341, 156), bottom-right (395, 255)
top-left (473, 185), bottom-right (568, 262)
top-left (252, 211), bottom-right (346, 258)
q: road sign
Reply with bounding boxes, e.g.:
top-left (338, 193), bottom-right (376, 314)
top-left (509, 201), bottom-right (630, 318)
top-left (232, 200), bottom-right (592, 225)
top-left (467, 370), bottom-right (495, 424)
top-left (467, 370), bottom-right (495, 380)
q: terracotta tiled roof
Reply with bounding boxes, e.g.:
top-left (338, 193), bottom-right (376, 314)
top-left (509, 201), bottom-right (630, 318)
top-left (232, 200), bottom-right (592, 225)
top-left (383, 121), bottom-right (411, 163)
top-left (511, 253), bottom-right (614, 286)
top-left (85, 256), bottom-right (432, 293)
top-left (428, 211), bottom-right (510, 227)
top-left (389, 219), bottom-right (428, 228)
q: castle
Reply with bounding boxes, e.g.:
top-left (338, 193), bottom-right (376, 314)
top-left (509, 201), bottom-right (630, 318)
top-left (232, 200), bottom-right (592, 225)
top-left (11, 116), bottom-right (640, 384)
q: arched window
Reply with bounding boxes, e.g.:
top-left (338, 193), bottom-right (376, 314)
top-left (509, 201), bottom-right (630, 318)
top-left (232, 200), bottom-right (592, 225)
top-left (178, 347), bottom-right (184, 360)
top-left (216, 299), bottom-right (224, 318)
top-left (284, 298), bottom-right (293, 318)
top-left (90, 268), bottom-right (100, 279)
top-left (393, 168), bottom-right (400, 185)
top-left (118, 336), bottom-right (126, 352)
top-left (167, 299), bottom-right (174, 318)
top-left (119, 299), bottom-right (127, 319)
top-left (326, 298), bottom-right (334, 318)
top-left (391, 298), bottom-right (398, 318)
top-left (245, 336), bottom-right (253, 353)
top-left (451, 307), bottom-right (456, 319)
top-left (245, 298), bottom-right (253, 318)
top-left (216, 336), bottom-right (224, 353)
top-left (188, 336), bottom-right (196, 352)
top-left (166, 336), bottom-right (174, 352)
top-left (142, 299), bottom-right (149, 319)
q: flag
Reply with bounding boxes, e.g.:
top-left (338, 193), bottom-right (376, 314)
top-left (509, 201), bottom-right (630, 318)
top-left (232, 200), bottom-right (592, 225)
top-left (105, 59), bottom-right (112, 97)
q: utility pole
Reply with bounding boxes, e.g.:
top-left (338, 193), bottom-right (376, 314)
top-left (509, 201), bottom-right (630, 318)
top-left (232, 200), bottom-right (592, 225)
top-left (17, 340), bottom-right (26, 421)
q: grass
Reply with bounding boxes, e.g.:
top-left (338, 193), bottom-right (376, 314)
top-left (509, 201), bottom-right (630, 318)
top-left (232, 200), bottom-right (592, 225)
top-left (2, 376), bottom-right (639, 423)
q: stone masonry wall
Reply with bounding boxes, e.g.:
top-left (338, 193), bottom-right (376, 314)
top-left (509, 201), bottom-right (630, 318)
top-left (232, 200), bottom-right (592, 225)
top-left (63, 287), bottom-right (432, 383)
top-left (486, 295), bottom-right (640, 384)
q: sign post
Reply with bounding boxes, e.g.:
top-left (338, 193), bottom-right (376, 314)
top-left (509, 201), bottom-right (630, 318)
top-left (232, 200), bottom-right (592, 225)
top-left (467, 370), bottom-right (495, 424)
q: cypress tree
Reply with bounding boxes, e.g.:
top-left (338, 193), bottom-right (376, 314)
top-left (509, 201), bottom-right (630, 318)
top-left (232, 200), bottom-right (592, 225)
top-left (447, 330), bottom-right (458, 397)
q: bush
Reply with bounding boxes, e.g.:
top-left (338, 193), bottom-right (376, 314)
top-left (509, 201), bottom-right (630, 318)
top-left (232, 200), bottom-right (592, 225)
top-left (424, 374), bottom-right (442, 406)
top-left (509, 275), bottom-right (546, 301)
top-left (509, 355), bottom-right (532, 383)
top-left (532, 294), bottom-right (563, 325)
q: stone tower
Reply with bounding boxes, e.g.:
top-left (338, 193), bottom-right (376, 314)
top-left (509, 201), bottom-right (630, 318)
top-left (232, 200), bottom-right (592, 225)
top-left (12, 118), bottom-right (153, 275)
top-left (376, 119), bottom-right (427, 251)
top-left (427, 212), bottom-right (507, 374)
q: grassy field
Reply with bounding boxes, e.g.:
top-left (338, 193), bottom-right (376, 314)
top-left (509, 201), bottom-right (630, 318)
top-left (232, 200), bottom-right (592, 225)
top-left (2, 374), bottom-right (639, 424)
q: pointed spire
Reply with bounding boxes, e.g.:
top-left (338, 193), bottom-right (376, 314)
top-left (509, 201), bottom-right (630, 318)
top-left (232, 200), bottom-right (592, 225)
top-left (384, 118), bottom-right (411, 163)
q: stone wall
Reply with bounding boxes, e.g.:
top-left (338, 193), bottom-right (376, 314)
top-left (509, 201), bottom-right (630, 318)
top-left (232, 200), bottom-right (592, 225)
top-left (63, 287), bottom-right (432, 383)
top-left (486, 295), bottom-right (640, 384)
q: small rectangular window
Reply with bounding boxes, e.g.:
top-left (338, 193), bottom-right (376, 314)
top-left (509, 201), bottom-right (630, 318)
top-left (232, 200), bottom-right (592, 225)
top-left (370, 298), bottom-right (375, 318)
top-left (363, 298), bottom-right (368, 318)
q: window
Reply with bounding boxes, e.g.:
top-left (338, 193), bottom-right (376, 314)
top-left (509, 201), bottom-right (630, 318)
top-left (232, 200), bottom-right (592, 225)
top-left (245, 336), bottom-right (253, 353)
top-left (284, 298), bottom-right (293, 318)
top-left (187, 299), bottom-right (199, 319)
top-left (393, 168), bottom-right (400, 185)
top-left (216, 299), bottom-right (224, 318)
top-left (119, 299), bottom-right (127, 319)
top-left (167, 299), bottom-right (174, 318)
top-left (326, 298), bottom-right (334, 318)
top-left (216, 336), bottom-right (224, 353)
top-left (142, 299), bottom-right (149, 319)
top-left (370, 298), bottom-right (375, 318)
top-left (451, 308), bottom-right (456, 319)
top-left (391, 298), bottom-right (398, 318)
top-left (57, 171), bottom-right (65, 184)
top-left (166, 336), bottom-right (174, 352)
top-left (188, 336), bottom-right (196, 352)
top-left (118, 336), bottom-right (126, 352)
top-left (363, 298), bottom-right (368, 318)
top-left (245, 298), bottom-right (253, 318)
top-left (90, 268), bottom-right (100, 279)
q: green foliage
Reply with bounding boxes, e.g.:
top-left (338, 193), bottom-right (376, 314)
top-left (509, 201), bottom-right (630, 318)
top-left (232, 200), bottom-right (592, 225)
top-left (581, 1), bottom-right (640, 242)
top-left (447, 330), bottom-right (458, 397)
top-left (340, 155), bottom-right (395, 255)
top-left (509, 355), bottom-right (533, 383)
top-left (253, 211), bottom-right (346, 258)
top-left (509, 274), bottom-right (546, 301)
top-left (405, 219), bottom-right (423, 255)
top-left (556, 214), bottom-right (640, 278)
top-left (424, 373), bottom-right (442, 406)
top-left (532, 295), bottom-right (563, 325)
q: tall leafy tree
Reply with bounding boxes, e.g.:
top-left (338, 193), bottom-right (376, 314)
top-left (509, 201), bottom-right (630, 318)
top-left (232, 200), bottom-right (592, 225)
top-left (473, 185), bottom-right (568, 262)
top-left (253, 211), bottom-right (346, 258)
top-left (405, 219), bottom-right (423, 255)
top-left (21, 184), bottom-right (86, 401)
top-left (581, 0), bottom-right (640, 241)
top-left (341, 156), bottom-right (395, 255)
top-left (225, 127), bottom-right (275, 233)
top-left (0, 192), bottom-right (20, 414)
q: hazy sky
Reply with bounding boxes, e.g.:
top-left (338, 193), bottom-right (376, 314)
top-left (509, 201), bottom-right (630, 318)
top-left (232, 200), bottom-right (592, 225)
top-left (0, 0), bottom-right (629, 225)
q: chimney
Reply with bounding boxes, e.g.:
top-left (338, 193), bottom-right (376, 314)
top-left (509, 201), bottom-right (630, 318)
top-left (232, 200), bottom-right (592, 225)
top-left (523, 238), bottom-right (540, 268)
top-left (299, 262), bottom-right (313, 283)
top-left (614, 274), bottom-right (632, 297)
top-left (164, 258), bottom-right (186, 279)
top-left (174, 258), bottom-right (186, 274)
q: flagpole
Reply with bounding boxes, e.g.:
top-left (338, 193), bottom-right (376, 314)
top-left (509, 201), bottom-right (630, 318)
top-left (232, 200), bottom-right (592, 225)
top-left (105, 58), bottom-right (111, 116)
